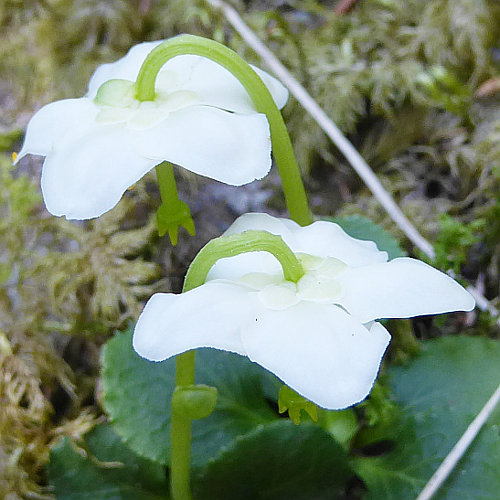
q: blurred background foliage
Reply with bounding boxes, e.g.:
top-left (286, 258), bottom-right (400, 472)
top-left (1, 0), bottom-right (499, 497)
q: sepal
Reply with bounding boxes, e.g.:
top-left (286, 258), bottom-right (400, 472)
top-left (156, 199), bottom-right (195, 245)
top-left (278, 385), bottom-right (318, 425)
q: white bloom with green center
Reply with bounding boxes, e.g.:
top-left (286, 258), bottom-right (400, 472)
top-left (16, 41), bottom-right (288, 220)
top-left (133, 213), bottom-right (475, 410)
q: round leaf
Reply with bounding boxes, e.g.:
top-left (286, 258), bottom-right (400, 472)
top-left (48, 424), bottom-right (168, 500)
top-left (194, 420), bottom-right (352, 499)
top-left (329, 215), bottom-right (406, 259)
top-left (354, 336), bottom-right (500, 499)
top-left (102, 331), bottom-right (280, 466)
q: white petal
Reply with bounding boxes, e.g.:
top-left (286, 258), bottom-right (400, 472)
top-left (296, 273), bottom-right (342, 303)
top-left (220, 213), bottom-right (385, 269)
top-left (156, 55), bottom-right (288, 113)
top-left (337, 258), bottom-right (476, 323)
top-left (207, 213), bottom-right (386, 283)
top-left (134, 105), bottom-right (271, 186)
top-left (257, 282), bottom-right (299, 310)
top-left (41, 123), bottom-right (158, 219)
top-left (251, 65), bottom-right (289, 111)
top-left (223, 212), bottom-right (301, 237)
top-left (87, 41), bottom-right (164, 97)
top-left (17, 99), bottom-right (97, 161)
top-left (96, 107), bottom-right (135, 124)
top-left (133, 281), bottom-right (256, 362)
top-left (241, 301), bottom-right (391, 409)
top-left (238, 272), bottom-right (283, 290)
top-left (291, 221), bottom-right (388, 266)
top-left (87, 42), bottom-right (288, 112)
top-left (222, 214), bottom-right (387, 267)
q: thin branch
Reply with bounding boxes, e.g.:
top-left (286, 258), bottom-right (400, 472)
top-left (465, 284), bottom-right (499, 317)
top-left (206, 0), bottom-right (435, 258)
top-left (334, 0), bottom-right (359, 15)
top-left (415, 383), bottom-right (500, 500)
top-left (205, 6), bottom-right (500, 497)
top-left (205, 0), bottom-right (500, 321)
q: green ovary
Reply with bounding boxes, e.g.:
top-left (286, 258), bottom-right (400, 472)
top-left (245, 253), bottom-right (347, 310)
top-left (95, 77), bottom-right (199, 129)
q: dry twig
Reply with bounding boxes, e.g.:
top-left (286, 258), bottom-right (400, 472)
top-left (415, 384), bottom-right (500, 500)
top-left (205, 2), bottom-right (500, 497)
top-left (334, 0), bottom-right (359, 15)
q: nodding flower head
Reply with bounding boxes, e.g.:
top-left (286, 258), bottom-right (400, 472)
top-left (16, 40), bottom-right (288, 220)
top-left (133, 213), bottom-right (475, 410)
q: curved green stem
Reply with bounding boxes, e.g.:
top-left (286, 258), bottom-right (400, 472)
top-left (136, 34), bottom-right (312, 226)
top-left (184, 230), bottom-right (304, 292)
top-left (169, 230), bottom-right (303, 500)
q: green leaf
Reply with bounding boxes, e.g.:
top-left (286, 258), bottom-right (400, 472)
top-left (329, 215), bottom-right (406, 259)
top-left (318, 408), bottom-right (358, 450)
top-left (354, 336), bottom-right (500, 499)
top-left (48, 424), bottom-right (168, 500)
top-left (102, 331), bottom-right (280, 467)
top-left (194, 420), bottom-right (352, 500)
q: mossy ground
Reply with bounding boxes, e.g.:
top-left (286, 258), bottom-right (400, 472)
top-left (1, 0), bottom-right (499, 497)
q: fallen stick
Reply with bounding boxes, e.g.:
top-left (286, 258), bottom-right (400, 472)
top-left (334, 0), bottom-right (359, 16)
top-left (206, 0), bottom-right (500, 318)
top-left (205, 2), bottom-right (500, 498)
top-left (207, 0), bottom-right (435, 258)
top-left (415, 383), bottom-right (500, 500)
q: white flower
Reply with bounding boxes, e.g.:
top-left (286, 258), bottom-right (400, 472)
top-left (16, 41), bottom-right (288, 220)
top-left (133, 213), bottom-right (475, 410)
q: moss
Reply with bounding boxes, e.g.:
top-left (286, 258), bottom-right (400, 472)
top-left (0, 153), bottom-right (162, 496)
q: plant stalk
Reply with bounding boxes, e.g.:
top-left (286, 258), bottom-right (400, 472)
top-left (136, 34), bottom-right (312, 226)
top-left (170, 351), bottom-right (196, 500)
top-left (136, 35), bottom-right (312, 500)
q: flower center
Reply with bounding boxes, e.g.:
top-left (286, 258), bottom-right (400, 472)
top-left (94, 78), bottom-right (199, 130)
top-left (296, 256), bottom-right (345, 304)
top-left (238, 253), bottom-right (347, 310)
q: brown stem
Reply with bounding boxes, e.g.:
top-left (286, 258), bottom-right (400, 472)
top-left (334, 0), bottom-right (359, 15)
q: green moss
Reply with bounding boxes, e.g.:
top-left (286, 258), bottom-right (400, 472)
top-left (433, 214), bottom-right (485, 274)
top-left (0, 153), bottom-right (161, 496)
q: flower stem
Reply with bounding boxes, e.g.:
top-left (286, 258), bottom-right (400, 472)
top-left (155, 162), bottom-right (196, 244)
top-left (167, 229), bottom-right (304, 500)
top-left (184, 230), bottom-right (304, 292)
top-left (170, 350), bottom-right (195, 500)
top-left (135, 34), bottom-right (312, 226)
top-left (156, 161), bottom-right (180, 204)
top-left (138, 36), bottom-right (312, 500)
top-left (158, 160), bottom-right (196, 497)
